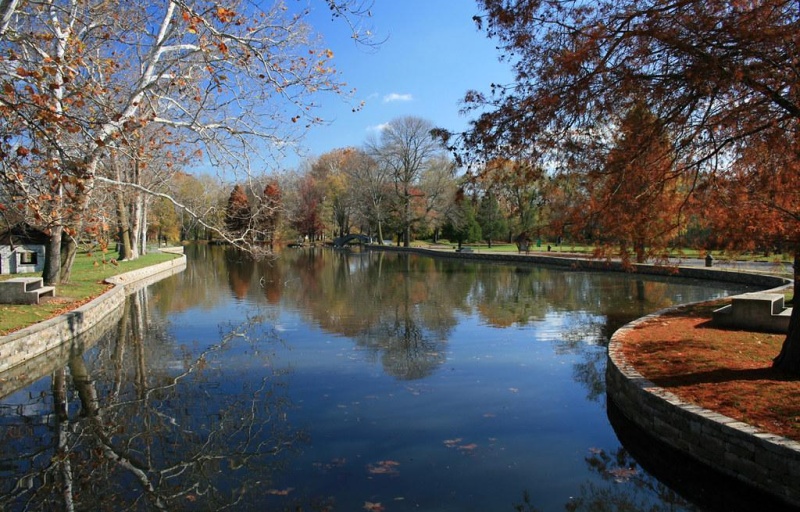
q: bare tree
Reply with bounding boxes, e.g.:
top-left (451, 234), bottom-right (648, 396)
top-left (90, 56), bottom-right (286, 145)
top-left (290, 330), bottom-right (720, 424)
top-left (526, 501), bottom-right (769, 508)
top-left (344, 149), bottom-right (390, 243)
top-left (368, 117), bottom-right (447, 246)
top-left (0, 0), bottom-right (372, 283)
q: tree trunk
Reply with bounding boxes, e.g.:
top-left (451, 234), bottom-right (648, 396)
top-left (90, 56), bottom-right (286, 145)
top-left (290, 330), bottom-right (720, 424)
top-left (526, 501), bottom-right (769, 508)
top-left (794, 252), bottom-right (799, 305)
top-left (131, 193), bottom-right (147, 257)
top-left (60, 237), bottom-right (78, 284)
top-left (116, 187), bottom-right (133, 261)
top-left (139, 198), bottom-right (147, 255)
top-left (43, 225), bottom-right (62, 286)
top-left (773, 253), bottom-right (800, 373)
top-left (635, 238), bottom-right (646, 263)
top-left (69, 354), bottom-right (99, 417)
top-left (111, 150), bottom-right (134, 261)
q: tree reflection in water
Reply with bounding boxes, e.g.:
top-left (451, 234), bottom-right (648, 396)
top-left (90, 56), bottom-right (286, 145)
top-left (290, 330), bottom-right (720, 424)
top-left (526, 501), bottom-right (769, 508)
top-left (0, 288), bottom-right (303, 511)
top-left (0, 247), bottom-right (760, 511)
top-left (513, 445), bottom-right (693, 512)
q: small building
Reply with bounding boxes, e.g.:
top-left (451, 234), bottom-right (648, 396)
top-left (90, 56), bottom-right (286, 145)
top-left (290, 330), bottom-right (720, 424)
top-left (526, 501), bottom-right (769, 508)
top-left (0, 224), bottom-right (49, 275)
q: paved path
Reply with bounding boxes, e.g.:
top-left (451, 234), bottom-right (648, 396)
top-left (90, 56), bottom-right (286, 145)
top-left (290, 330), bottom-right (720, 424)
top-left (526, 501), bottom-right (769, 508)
top-left (416, 244), bottom-right (794, 278)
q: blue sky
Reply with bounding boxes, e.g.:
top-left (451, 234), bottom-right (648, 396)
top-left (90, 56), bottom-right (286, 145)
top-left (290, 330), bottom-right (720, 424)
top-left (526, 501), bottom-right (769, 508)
top-left (286, 1), bottom-right (515, 168)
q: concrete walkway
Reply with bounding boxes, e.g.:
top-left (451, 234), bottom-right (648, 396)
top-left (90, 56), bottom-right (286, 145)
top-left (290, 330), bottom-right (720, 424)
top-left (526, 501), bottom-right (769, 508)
top-left (413, 244), bottom-right (794, 278)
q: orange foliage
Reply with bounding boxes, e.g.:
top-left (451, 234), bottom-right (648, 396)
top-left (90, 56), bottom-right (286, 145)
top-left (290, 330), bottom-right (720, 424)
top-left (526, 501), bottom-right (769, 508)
top-left (702, 129), bottom-right (800, 255)
top-left (579, 104), bottom-right (686, 264)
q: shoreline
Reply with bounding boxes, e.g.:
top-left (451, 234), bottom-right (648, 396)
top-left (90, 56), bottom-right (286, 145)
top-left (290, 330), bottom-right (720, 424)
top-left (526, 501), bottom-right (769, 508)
top-left (2, 243), bottom-right (796, 507)
top-left (0, 247), bottom-right (186, 396)
top-left (370, 244), bottom-right (799, 508)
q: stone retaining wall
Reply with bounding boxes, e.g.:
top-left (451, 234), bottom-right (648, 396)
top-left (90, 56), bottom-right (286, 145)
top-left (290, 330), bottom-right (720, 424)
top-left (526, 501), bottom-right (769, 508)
top-left (606, 299), bottom-right (800, 508)
top-left (0, 248), bottom-right (186, 382)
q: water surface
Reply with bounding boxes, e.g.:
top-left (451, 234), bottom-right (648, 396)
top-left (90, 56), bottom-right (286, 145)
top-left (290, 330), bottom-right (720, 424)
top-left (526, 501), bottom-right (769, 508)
top-left (0, 246), bottom-right (759, 511)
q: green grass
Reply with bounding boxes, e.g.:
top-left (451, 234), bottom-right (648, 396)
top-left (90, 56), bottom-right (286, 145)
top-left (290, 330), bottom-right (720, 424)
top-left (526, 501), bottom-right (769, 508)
top-left (412, 239), bottom-right (793, 262)
top-left (0, 249), bottom-right (180, 335)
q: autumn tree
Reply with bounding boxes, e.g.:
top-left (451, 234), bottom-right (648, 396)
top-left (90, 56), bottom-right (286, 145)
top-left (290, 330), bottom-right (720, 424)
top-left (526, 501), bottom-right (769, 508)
top-left (225, 184), bottom-right (251, 239)
top-left (455, 1), bottom-right (800, 372)
top-left (311, 148), bottom-right (357, 238)
top-left (476, 157), bottom-right (548, 241)
top-left (289, 173), bottom-right (326, 241)
top-left (148, 196), bottom-right (181, 245)
top-left (0, 0), bottom-right (370, 284)
top-left (582, 103), bottom-right (685, 264)
top-left (258, 180), bottom-right (282, 249)
top-left (105, 117), bottom-right (190, 261)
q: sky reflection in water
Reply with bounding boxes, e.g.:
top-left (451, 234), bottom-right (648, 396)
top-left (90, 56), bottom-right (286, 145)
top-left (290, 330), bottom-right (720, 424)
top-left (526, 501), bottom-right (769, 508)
top-left (0, 246), bottom-right (757, 511)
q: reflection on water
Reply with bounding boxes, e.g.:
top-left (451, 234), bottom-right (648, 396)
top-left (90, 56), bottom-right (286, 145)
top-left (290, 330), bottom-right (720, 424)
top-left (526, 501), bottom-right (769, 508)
top-left (606, 402), bottom-right (798, 512)
top-left (0, 246), bottom-right (759, 511)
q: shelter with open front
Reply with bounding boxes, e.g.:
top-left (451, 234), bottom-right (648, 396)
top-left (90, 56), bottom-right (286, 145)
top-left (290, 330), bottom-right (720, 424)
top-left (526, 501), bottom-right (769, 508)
top-left (0, 223), bottom-right (48, 275)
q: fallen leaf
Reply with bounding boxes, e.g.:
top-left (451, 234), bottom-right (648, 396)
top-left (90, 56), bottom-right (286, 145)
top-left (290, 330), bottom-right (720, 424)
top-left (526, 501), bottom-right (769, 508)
top-left (367, 460), bottom-right (400, 475)
top-left (266, 487), bottom-right (294, 496)
top-left (608, 467), bottom-right (638, 483)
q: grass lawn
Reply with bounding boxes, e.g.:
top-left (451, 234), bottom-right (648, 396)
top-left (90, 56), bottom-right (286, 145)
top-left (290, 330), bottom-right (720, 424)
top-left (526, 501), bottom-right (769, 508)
top-left (410, 239), bottom-right (793, 262)
top-left (0, 249), bottom-right (179, 335)
top-left (619, 300), bottom-right (800, 441)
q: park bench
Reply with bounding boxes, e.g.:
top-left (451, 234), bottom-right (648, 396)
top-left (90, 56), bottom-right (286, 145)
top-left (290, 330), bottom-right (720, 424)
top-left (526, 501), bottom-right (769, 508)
top-left (0, 277), bottom-right (56, 305)
top-left (712, 291), bottom-right (792, 333)
top-left (456, 247), bottom-right (474, 253)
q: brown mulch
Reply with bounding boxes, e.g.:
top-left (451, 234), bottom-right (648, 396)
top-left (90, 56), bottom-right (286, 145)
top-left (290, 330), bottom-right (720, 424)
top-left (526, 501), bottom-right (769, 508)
top-left (618, 301), bottom-right (800, 442)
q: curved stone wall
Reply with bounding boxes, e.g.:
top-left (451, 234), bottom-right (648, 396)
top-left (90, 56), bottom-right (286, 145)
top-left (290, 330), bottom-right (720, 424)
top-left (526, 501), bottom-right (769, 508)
top-left (606, 296), bottom-right (800, 508)
top-left (0, 248), bottom-right (186, 381)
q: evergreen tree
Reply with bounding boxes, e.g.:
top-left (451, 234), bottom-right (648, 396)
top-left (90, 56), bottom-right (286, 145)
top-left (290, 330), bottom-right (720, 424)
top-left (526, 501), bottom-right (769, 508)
top-left (443, 196), bottom-right (482, 250)
top-left (477, 192), bottom-right (508, 248)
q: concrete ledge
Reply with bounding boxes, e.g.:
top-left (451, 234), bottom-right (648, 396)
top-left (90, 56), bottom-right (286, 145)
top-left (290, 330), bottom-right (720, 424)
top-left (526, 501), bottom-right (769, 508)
top-left (0, 248), bottom-right (186, 382)
top-left (713, 292), bottom-right (792, 333)
top-left (607, 295), bottom-right (800, 509)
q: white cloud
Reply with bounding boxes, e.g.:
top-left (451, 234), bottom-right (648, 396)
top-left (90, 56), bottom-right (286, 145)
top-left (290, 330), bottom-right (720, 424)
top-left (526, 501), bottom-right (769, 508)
top-left (368, 123), bottom-right (391, 132)
top-left (383, 92), bottom-right (413, 103)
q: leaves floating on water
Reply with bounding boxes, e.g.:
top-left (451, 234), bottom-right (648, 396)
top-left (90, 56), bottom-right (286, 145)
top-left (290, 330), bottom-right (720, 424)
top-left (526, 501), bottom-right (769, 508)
top-left (367, 460), bottom-right (400, 475)
top-left (265, 487), bottom-right (294, 496)
top-left (313, 457), bottom-right (347, 472)
top-left (444, 438), bottom-right (478, 452)
top-left (607, 467), bottom-right (638, 483)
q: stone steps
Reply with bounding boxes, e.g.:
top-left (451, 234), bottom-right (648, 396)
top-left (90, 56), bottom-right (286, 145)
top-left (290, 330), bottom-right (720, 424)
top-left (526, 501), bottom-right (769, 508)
top-left (0, 277), bottom-right (55, 305)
